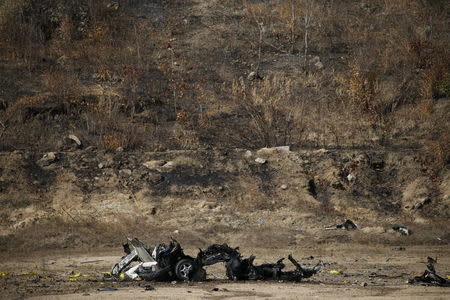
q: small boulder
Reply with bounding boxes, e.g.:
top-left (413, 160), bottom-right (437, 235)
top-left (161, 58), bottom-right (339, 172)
top-left (347, 173), bottom-right (356, 185)
top-left (256, 146), bottom-right (290, 156)
top-left (314, 148), bottom-right (329, 155)
top-left (247, 71), bottom-right (262, 81)
top-left (255, 157), bottom-right (267, 164)
top-left (37, 152), bottom-right (57, 166)
top-left (56, 55), bottom-right (68, 66)
top-left (60, 134), bottom-right (82, 151)
top-left (412, 198), bottom-right (431, 210)
top-left (107, 1), bottom-right (120, 10)
top-left (68, 134), bottom-right (82, 147)
top-left (311, 56), bottom-right (323, 69)
top-left (143, 160), bottom-right (166, 170)
top-left (314, 61), bottom-right (324, 69)
top-left (120, 169), bottom-right (132, 176)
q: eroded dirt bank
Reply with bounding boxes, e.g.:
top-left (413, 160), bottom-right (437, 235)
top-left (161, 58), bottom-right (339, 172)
top-left (0, 147), bottom-right (449, 251)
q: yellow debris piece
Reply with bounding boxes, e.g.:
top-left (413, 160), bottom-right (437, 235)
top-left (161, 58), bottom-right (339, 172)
top-left (134, 276), bottom-right (142, 281)
top-left (328, 270), bottom-right (343, 274)
top-left (446, 275), bottom-right (450, 279)
top-left (69, 273), bottom-right (93, 278)
top-left (69, 278), bottom-right (78, 281)
top-left (119, 273), bottom-right (125, 279)
top-left (17, 272), bottom-right (37, 276)
top-left (0, 272), bottom-right (8, 276)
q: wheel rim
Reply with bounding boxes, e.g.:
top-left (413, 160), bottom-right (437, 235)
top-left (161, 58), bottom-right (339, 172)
top-left (179, 263), bottom-right (193, 279)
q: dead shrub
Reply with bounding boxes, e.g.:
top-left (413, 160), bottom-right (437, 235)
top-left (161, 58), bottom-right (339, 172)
top-left (171, 125), bottom-right (200, 150)
top-left (422, 138), bottom-right (450, 179)
top-left (100, 123), bottom-right (142, 151)
top-left (4, 96), bottom-right (45, 122)
top-left (273, 0), bottom-right (302, 54)
top-left (419, 57), bottom-right (450, 100)
top-left (86, 94), bottom-right (143, 151)
top-left (227, 75), bottom-right (305, 148)
top-left (0, 0), bottom-right (46, 69)
top-left (42, 68), bottom-right (80, 101)
top-left (414, 99), bottom-right (433, 120)
top-left (101, 131), bottom-right (127, 151)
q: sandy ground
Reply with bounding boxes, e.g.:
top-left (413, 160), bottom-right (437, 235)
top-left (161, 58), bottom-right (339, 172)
top-left (27, 283), bottom-right (450, 300)
top-left (0, 243), bottom-right (449, 299)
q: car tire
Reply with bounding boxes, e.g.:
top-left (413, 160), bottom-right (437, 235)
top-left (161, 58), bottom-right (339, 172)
top-left (175, 259), bottom-right (196, 280)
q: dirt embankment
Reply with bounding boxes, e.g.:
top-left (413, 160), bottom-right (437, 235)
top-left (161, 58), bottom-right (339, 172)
top-left (0, 147), bottom-right (448, 251)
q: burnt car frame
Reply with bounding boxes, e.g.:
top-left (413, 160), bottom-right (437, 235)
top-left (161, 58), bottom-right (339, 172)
top-left (111, 237), bottom-right (322, 282)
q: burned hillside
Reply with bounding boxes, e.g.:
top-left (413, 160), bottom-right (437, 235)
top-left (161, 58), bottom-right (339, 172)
top-left (0, 0), bottom-right (449, 288)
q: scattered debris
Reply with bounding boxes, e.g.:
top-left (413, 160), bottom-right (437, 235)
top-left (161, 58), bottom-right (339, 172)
top-left (392, 247), bottom-right (406, 251)
top-left (69, 273), bottom-right (82, 278)
top-left (17, 272), bottom-right (37, 276)
top-left (280, 184), bottom-right (288, 190)
top-left (98, 287), bottom-right (118, 291)
top-left (257, 219), bottom-right (265, 225)
top-left (325, 219), bottom-right (358, 230)
top-left (210, 287), bottom-right (219, 292)
top-left (307, 179), bottom-right (317, 197)
top-left (392, 225), bottom-right (411, 236)
top-left (327, 270), bottom-right (343, 275)
top-left (409, 257), bottom-right (450, 287)
top-left (144, 285), bottom-right (155, 291)
top-left (80, 259), bottom-right (104, 264)
top-left (226, 254), bottom-right (323, 281)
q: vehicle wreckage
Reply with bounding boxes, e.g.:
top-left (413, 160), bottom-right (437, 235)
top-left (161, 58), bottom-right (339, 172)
top-left (110, 237), bottom-right (323, 282)
top-left (408, 257), bottom-right (450, 287)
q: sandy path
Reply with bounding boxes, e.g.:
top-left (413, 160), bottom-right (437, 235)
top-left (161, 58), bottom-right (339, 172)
top-left (28, 283), bottom-right (449, 300)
